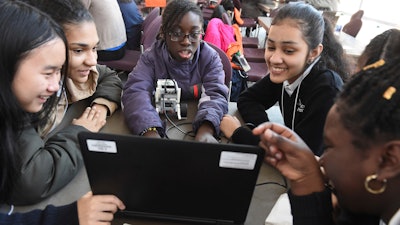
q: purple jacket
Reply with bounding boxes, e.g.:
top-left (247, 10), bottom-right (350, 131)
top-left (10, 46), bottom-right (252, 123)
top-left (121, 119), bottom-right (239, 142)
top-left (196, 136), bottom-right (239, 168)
top-left (122, 40), bottom-right (228, 136)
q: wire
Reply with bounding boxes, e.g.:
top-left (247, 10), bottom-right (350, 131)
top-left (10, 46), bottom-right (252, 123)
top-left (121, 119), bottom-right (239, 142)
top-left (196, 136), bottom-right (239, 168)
top-left (161, 91), bottom-right (195, 138)
top-left (256, 173), bottom-right (288, 189)
top-left (255, 181), bottom-right (288, 189)
top-left (165, 119), bottom-right (195, 138)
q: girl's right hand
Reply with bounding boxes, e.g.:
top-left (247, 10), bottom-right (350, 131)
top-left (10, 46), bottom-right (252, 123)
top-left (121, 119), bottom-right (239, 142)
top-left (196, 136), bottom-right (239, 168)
top-left (253, 122), bottom-right (325, 195)
top-left (72, 107), bottom-right (106, 132)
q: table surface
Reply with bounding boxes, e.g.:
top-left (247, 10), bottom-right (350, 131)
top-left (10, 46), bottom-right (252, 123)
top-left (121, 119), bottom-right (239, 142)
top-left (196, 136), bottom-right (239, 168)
top-left (5, 100), bottom-right (287, 225)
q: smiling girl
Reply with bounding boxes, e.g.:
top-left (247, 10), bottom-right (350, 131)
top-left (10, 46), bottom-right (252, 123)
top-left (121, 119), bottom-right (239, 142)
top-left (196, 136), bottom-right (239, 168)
top-left (26, 0), bottom-right (123, 137)
top-left (220, 2), bottom-right (350, 156)
top-left (254, 53), bottom-right (400, 225)
top-left (0, 1), bottom-right (124, 223)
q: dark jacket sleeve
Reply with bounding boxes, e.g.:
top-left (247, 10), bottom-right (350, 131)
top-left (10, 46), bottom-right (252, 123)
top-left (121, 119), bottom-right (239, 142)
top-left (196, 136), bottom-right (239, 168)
top-left (91, 65), bottom-right (123, 113)
top-left (230, 126), bottom-right (260, 145)
top-left (11, 125), bottom-right (87, 205)
top-left (0, 203), bottom-right (79, 225)
top-left (122, 51), bottom-right (164, 135)
top-left (288, 188), bottom-right (380, 225)
top-left (288, 188), bottom-right (334, 225)
top-left (237, 75), bottom-right (282, 126)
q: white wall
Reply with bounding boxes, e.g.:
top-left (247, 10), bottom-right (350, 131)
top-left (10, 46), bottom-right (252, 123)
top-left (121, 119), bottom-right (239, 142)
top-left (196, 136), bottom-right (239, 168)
top-left (337, 0), bottom-right (399, 44)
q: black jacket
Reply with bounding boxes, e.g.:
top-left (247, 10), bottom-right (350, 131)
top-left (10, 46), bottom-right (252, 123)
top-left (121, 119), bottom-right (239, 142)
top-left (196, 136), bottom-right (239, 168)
top-left (236, 66), bottom-right (343, 156)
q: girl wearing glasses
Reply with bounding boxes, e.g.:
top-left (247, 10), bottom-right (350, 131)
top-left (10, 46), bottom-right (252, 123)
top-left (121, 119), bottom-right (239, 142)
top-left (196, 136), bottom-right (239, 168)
top-left (122, 0), bottom-right (229, 142)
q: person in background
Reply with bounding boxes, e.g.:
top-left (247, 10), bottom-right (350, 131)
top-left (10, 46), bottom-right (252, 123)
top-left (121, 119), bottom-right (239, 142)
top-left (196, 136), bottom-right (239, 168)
top-left (81, 0), bottom-right (127, 61)
top-left (122, 0), bottom-right (228, 142)
top-left (357, 29), bottom-right (400, 72)
top-left (220, 2), bottom-right (350, 156)
top-left (0, 1), bottom-right (124, 224)
top-left (24, 0), bottom-right (123, 138)
top-left (305, 0), bottom-right (340, 11)
top-left (118, 0), bottom-right (144, 51)
top-left (253, 43), bottom-right (400, 224)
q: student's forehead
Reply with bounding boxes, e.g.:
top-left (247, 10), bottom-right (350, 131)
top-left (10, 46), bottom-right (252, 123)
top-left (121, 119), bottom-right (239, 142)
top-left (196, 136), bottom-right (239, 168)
top-left (65, 21), bottom-right (99, 46)
top-left (175, 11), bottom-right (202, 29)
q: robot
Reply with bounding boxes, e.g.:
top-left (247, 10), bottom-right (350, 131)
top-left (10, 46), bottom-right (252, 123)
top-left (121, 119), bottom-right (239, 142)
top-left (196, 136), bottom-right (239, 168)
top-left (154, 79), bottom-right (187, 120)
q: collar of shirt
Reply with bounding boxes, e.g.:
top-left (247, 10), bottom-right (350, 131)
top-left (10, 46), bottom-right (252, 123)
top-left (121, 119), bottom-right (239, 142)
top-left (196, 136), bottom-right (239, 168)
top-left (283, 77), bottom-right (302, 96)
top-left (380, 208), bottom-right (400, 225)
top-left (283, 56), bottom-right (321, 96)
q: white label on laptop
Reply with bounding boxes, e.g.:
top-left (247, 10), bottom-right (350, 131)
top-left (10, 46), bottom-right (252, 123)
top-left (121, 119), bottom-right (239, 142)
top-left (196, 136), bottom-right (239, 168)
top-left (86, 139), bottom-right (117, 153)
top-left (219, 151), bottom-right (257, 170)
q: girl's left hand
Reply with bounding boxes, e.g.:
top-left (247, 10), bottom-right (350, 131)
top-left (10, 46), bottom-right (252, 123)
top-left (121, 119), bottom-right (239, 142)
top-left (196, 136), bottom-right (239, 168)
top-left (220, 114), bottom-right (241, 139)
top-left (77, 191), bottom-right (125, 225)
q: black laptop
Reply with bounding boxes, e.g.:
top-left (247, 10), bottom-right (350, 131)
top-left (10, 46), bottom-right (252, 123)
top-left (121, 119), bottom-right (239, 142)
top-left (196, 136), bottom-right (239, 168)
top-left (78, 132), bottom-right (264, 225)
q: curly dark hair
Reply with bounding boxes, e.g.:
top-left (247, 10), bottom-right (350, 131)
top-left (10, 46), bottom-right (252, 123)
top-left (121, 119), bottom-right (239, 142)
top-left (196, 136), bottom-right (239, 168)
top-left (160, 0), bottom-right (203, 37)
top-left (336, 52), bottom-right (400, 150)
top-left (357, 29), bottom-right (400, 69)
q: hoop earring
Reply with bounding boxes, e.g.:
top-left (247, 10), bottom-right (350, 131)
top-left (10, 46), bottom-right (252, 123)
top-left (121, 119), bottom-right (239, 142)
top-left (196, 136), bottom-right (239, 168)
top-left (364, 174), bottom-right (387, 194)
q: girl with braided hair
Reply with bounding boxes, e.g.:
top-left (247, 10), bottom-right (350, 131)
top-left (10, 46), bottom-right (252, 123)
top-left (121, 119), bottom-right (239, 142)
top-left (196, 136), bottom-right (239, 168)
top-left (357, 29), bottom-right (400, 71)
top-left (122, 0), bottom-right (228, 142)
top-left (253, 48), bottom-right (400, 224)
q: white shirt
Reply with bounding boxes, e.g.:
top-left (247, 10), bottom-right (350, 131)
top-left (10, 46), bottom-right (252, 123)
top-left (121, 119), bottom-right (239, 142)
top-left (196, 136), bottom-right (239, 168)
top-left (379, 208), bottom-right (400, 225)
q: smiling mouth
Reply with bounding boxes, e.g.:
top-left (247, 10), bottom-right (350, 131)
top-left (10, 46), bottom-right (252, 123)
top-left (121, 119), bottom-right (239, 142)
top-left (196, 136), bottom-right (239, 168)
top-left (78, 70), bottom-right (90, 76)
top-left (270, 66), bottom-right (286, 73)
top-left (39, 95), bottom-right (50, 100)
top-left (178, 50), bottom-right (192, 59)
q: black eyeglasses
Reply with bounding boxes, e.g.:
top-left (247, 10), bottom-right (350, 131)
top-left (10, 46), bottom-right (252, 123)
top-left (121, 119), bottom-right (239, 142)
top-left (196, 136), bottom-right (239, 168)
top-left (167, 31), bottom-right (204, 42)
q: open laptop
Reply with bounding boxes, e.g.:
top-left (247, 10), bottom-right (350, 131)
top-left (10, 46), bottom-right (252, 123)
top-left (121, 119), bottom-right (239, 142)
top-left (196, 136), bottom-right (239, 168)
top-left (78, 132), bottom-right (265, 225)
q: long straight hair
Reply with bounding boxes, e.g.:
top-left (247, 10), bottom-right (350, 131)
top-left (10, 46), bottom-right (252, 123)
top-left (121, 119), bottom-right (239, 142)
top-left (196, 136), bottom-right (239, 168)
top-left (0, 0), bottom-right (68, 203)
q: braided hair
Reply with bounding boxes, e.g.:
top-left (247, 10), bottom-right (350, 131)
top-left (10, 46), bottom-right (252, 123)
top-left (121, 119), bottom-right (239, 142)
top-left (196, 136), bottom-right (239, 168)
top-left (336, 53), bottom-right (400, 150)
top-left (357, 29), bottom-right (400, 69)
top-left (160, 0), bottom-right (203, 39)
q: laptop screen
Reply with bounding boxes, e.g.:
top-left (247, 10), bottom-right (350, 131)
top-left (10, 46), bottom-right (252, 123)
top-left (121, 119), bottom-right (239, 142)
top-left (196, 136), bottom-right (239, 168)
top-left (78, 132), bottom-right (264, 224)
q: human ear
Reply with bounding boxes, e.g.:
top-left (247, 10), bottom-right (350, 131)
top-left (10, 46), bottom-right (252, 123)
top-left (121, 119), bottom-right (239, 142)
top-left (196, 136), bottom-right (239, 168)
top-left (378, 140), bottom-right (400, 180)
top-left (308, 44), bottom-right (323, 62)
